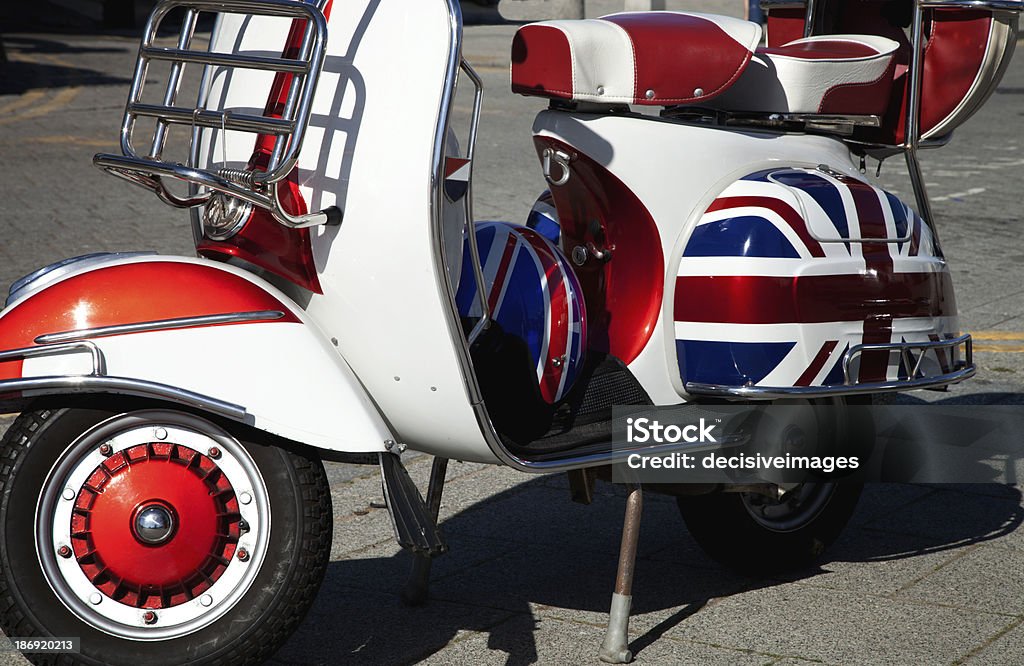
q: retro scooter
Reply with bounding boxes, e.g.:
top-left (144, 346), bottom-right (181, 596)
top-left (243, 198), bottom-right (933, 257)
top-left (0, 0), bottom-right (1017, 663)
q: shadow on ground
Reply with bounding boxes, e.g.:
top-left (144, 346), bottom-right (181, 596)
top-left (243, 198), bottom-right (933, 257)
top-left (0, 37), bottom-right (131, 94)
top-left (277, 472), bottom-right (1024, 664)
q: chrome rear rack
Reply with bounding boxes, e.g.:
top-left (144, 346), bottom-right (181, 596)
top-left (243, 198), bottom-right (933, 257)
top-left (93, 0), bottom-right (337, 228)
top-left (686, 334), bottom-right (975, 400)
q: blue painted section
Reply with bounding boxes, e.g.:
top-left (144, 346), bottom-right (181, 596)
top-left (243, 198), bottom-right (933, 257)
top-left (684, 216), bottom-right (800, 258)
top-left (677, 340), bottom-right (796, 386)
top-left (771, 171), bottom-right (850, 239)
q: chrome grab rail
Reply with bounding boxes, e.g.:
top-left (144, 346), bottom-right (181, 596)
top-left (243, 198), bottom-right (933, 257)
top-left (0, 341), bottom-right (246, 421)
top-left (685, 334), bottom-right (975, 400)
top-left (0, 341), bottom-right (107, 377)
top-left (93, 0), bottom-right (338, 229)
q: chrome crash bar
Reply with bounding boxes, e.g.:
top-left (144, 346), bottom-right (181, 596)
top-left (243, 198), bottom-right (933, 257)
top-left (0, 342), bottom-right (246, 421)
top-left (93, 0), bottom-right (335, 229)
top-left (686, 334), bottom-right (974, 400)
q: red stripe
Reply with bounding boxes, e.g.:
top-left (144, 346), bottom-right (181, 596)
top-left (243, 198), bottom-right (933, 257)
top-left (795, 340), bottom-right (839, 386)
top-left (707, 196), bottom-right (826, 257)
top-left (859, 315), bottom-right (893, 382)
top-left (520, 230), bottom-right (568, 402)
top-left (674, 271), bottom-right (955, 324)
top-left (487, 233), bottom-right (519, 313)
top-left (841, 177), bottom-right (895, 380)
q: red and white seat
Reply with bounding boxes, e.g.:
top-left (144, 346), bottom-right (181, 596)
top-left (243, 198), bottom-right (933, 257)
top-left (511, 12), bottom-right (900, 116)
top-left (511, 12), bottom-right (762, 106)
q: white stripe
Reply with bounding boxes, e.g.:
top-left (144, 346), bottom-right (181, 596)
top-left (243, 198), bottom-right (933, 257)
top-left (542, 20), bottom-right (636, 102)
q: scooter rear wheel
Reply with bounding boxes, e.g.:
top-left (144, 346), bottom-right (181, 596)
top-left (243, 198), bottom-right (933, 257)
top-left (0, 406), bottom-right (331, 665)
top-left (677, 480), bottom-right (862, 575)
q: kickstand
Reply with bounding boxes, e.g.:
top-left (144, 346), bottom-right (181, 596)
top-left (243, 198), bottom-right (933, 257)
top-left (599, 480), bottom-right (643, 664)
top-left (401, 456), bottom-right (449, 606)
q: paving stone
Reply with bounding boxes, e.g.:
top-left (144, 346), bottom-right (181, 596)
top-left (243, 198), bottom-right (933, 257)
top-left (962, 620), bottom-right (1024, 665)
top-left (896, 544), bottom-right (1024, 616)
top-left (416, 611), bottom-right (780, 666)
top-left (665, 583), bottom-right (1012, 666)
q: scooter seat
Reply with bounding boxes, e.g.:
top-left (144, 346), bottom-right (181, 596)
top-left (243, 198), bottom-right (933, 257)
top-left (511, 12), bottom-right (763, 106)
top-left (714, 34), bottom-right (901, 115)
top-left (511, 12), bottom-right (899, 116)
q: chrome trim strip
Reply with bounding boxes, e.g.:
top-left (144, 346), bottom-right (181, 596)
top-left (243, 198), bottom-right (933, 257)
top-left (458, 60), bottom-right (491, 344)
top-left (920, 0), bottom-right (1022, 9)
top-left (33, 310), bottom-right (286, 345)
top-left (0, 376), bottom-right (247, 422)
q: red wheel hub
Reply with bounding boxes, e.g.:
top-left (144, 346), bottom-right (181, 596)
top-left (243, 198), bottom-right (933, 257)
top-left (70, 442), bottom-right (241, 609)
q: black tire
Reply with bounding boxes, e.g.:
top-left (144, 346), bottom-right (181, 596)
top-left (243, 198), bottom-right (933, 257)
top-left (677, 481), bottom-right (862, 575)
top-left (0, 406), bottom-right (332, 666)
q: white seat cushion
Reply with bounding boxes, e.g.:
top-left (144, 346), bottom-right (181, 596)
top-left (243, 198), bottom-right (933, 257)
top-left (713, 34), bottom-right (901, 115)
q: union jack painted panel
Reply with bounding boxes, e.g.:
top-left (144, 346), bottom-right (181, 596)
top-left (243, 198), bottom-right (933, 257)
top-left (675, 167), bottom-right (959, 391)
top-left (456, 222), bottom-right (586, 404)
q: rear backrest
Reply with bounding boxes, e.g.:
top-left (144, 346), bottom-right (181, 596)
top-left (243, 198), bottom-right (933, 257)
top-left (764, 0), bottom-right (1019, 144)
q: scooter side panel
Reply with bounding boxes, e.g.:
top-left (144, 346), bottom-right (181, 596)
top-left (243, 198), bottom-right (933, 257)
top-left (0, 255), bottom-right (393, 453)
top-left (674, 169), bottom-right (959, 391)
top-left (532, 112), bottom-right (961, 400)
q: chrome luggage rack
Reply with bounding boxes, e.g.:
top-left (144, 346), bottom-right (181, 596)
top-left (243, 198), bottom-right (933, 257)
top-left (686, 334), bottom-right (975, 399)
top-left (93, 0), bottom-right (337, 229)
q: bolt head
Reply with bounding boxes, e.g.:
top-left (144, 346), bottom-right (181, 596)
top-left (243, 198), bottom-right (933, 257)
top-left (236, 548), bottom-right (250, 562)
top-left (57, 545), bottom-right (72, 559)
top-left (142, 610), bottom-right (157, 624)
top-left (645, 89), bottom-right (655, 100)
top-left (207, 446), bottom-right (221, 459)
top-left (99, 443), bottom-right (112, 457)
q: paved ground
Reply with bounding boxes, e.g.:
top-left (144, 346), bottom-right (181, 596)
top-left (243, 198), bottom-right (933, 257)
top-left (1, 2), bottom-right (1024, 665)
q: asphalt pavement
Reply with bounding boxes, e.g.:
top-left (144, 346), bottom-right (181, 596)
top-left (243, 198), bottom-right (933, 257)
top-left (1, 2), bottom-right (1024, 664)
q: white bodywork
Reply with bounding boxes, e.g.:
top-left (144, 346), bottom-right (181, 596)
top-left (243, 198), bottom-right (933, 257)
top-left (4, 255), bottom-right (393, 453)
top-left (200, 0), bottom-right (498, 461)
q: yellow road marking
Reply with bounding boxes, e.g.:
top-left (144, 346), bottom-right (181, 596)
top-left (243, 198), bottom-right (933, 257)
top-left (974, 344), bottom-right (1024, 353)
top-left (971, 331), bottom-right (1024, 341)
top-left (0, 87), bottom-right (81, 126)
top-left (29, 135), bottom-right (116, 147)
top-left (0, 90), bottom-right (47, 116)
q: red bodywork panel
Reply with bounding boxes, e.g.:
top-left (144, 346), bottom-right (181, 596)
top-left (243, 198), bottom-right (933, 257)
top-left (534, 137), bottom-right (663, 366)
top-left (0, 261), bottom-right (298, 381)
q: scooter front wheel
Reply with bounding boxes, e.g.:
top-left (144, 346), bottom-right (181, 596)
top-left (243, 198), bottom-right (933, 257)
top-left (0, 406), bottom-right (331, 665)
